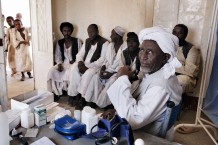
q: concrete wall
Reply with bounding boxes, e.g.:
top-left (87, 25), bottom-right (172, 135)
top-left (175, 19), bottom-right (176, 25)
top-left (52, 0), bottom-right (150, 42)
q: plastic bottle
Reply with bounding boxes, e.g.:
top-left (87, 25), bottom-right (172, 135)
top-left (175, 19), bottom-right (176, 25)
top-left (0, 112), bottom-right (9, 145)
top-left (81, 106), bottom-right (98, 134)
top-left (21, 108), bottom-right (34, 128)
top-left (74, 110), bottom-right (81, 121)
top-left (135, 138), bottom-right (145, 145)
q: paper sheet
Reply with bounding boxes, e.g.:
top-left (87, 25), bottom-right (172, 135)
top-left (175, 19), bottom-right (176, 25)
top-left (30, 136), bottom-right (55, 145)
top-left (25, 128), bottom-right (39, 137)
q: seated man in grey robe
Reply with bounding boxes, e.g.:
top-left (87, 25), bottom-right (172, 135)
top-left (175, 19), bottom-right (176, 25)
top-left (103, 26), bottom-right (183, 140)
top-left (173, 24), bottom-right (200, 134)
top-left (173, 24), bottom-right (200, 94)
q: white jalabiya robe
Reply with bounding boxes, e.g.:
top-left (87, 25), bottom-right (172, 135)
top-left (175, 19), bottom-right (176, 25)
top-left (6, 27), bottom-right (16, 70)
top-left (94, 51), bottom-right (141, 108)
top-left (81, 42), bottom-right (127, 107)
top-left (47, 40), bottom-right (82, 95)
top-left (176, 46), bottom-right (200, 93)
top-left (68, 41), bottom-right (109, 96)
top-left (107, 67), bottom-right (182, 140)
top-left (13, 27), bottom-right (32, 72)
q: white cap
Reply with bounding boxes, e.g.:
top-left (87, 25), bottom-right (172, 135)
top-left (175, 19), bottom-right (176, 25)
top-left (114, 26), bottom-right (125, 37)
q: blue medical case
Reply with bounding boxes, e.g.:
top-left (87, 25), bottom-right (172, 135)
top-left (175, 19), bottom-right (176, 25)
top-left (54, 115), bottom-right (86, 140)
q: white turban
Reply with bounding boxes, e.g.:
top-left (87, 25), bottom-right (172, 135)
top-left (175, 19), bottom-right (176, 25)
top-left (114, 26), bottom-right (125, 37)
top-left (138, 26), bottom-right (181, 79)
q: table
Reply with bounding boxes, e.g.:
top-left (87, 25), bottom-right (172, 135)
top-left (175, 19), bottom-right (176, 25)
top-left (10, 124), bottom-right (181, 145)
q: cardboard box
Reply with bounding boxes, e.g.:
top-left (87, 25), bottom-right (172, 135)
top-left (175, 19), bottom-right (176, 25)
top-left (46, 106), bottom-right (65, 122)
top-left (11, 90), bottom-right (54, 112)
top-left (34, 105), bottom-right (47, 127)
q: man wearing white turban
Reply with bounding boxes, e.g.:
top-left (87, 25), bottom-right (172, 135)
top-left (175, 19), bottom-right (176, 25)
top-left (75, 26), bottom-right (127, 110)
top-left (104, 26), bottom-right (182, 140)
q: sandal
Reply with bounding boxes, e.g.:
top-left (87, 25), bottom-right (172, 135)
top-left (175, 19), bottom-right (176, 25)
top-left (20, 76), bottom-right (25, 81)
top-left (176, 126), bottom-right (199, 134)
top-left (27, 72), bottom-right (33, 78)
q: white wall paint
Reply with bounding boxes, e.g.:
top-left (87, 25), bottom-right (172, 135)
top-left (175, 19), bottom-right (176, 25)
top-left (52, 0), bottom-right (148, 42)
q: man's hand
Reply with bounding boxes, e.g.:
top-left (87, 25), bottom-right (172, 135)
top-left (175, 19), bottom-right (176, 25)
top-left (100, 71), bottom-right (114, 79)
top-left (117, 66), bottom-right (132, 78)
top-left (101, 109), bottom-right (116, 120)
top-left (100, 65), bottom-right (106, 72)
top-left (69, 60), bottom-right (74, 64)
top-left (78, 61), bottom-right (88, 74)
top-left (79, 65), bottom-right (88, 74)
top-left (4, 48), bottom-right (8, 52)
top-left (57, 64), bottom-right (64, 72)
top-left (78, 61), bottom-right (85, 67)
top-left (23, 40), bottom-right (30, 45)
top-left (100, 65), bottom-right (114, 79)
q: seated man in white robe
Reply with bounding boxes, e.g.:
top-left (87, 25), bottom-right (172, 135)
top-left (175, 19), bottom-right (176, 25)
top-left (103, 26), bottom-right (183, 139)
top-left (75, 26), bottom-right (127, 110)
top-left (47, 22), bottom-right (82, 101)
top-left (81, 32), bottom-right (141, 109)
top-left (68, 24), bottom-right (109, 105)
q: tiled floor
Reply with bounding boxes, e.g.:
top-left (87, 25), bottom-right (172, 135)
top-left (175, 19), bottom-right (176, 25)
top-left (7, 70), bottom-right (34, 99)
top-left (6, 71), bottom-right (217, 145)
top-left (174, 110), bottom-right (216, 145)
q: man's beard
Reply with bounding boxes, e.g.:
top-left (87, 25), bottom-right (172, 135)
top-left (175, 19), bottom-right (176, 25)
top-left (64, 35), bottom-right (70, 39)
top-left (140, 67), bottom-right (151, 75)
top-left (140, 65), bottom-right (161, 75)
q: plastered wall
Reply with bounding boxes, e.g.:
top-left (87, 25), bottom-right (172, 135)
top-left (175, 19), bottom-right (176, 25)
top-left (153, 0), bottom-right (214, 62)
top-left (153, 0), bottom-right (216, 97)
top-left (52, 0), bottom-right (149, 42)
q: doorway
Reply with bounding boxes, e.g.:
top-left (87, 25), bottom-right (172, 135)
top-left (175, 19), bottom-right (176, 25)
top-left (1, 0), bottom-right (34, 99)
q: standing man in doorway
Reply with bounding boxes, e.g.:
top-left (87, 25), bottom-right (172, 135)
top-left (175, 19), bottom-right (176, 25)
top-left (5, 16), bottom-right (16, 76)
top-left (13, 19), bottom-right (33, 81)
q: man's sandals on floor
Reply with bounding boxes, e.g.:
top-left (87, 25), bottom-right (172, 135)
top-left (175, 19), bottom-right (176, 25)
top-left (176, 126), bottom-right (199, 134)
